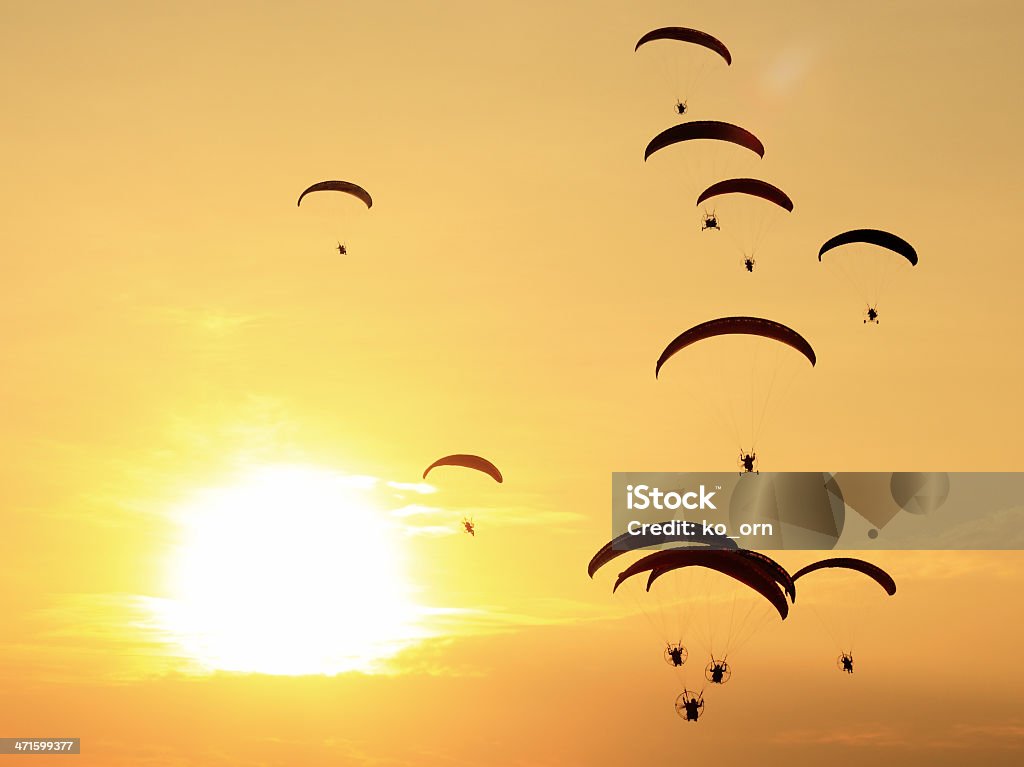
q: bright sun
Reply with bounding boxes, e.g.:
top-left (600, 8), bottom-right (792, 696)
top-left (159, 465), bottom-right (426, 675)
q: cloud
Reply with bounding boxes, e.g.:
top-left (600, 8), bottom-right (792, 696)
top-left (882, 550), bottom-right (1024, 582)
top-left (929, 722), bottom-right (1024, 750)
top-left (146, 305), bottom-right (268, 336)
top-left (386, 481), bottom-right (437, 494)
top-left (771, 720), bottom-right (1024, 751)
top-left (390, 503), bottom-right (445, 519)
top-left (771, 725), bottom-right (907, 747)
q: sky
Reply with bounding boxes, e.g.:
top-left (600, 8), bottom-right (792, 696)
top-left (2, 1), bottom-right (1023, 764)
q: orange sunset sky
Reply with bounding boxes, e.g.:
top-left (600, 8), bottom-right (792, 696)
top-left (2, 1), bottom-right (1023, 765)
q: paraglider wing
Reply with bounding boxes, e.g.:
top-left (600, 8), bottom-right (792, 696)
top-left (655, 316), bottom-right (817, 378)
top-left (611, 549), bottom-right (705, 591)
top-left (648, 558), bottom-right (789, 621)
top-left (791, 557), bottom-right (897, 596)
top-left (587, 525), bottom-right (738, 578)
top-left (616, 549), bottom-right (789, 620)
top-left (737, 549), bottom-right (796, 602)
top-left (297, 180), bottom-right (374, 209)
top-left (696, 178), bottom-right (794, 212)
top-left (422, 454), bottom-right (503, 484)
top-left (645, 121), bottom-right (765, 162)
top-left (634, 27), bottom-right (732, 65)
top-left (817, 229), bottom-right (917, 266)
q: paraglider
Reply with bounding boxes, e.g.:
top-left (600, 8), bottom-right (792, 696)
top-left (601, 546), bottom-right (791, 687)
top-left (696, 178), bottom-right (794, 271)
top-left (423, 455), bottom-right (501, 535)
top-left (665, 643), bottom-right (688, 668)
top-left (634, 27), bottom-right (731, 115)
top-left (675, 690), bottom-right (705, 722)
top-left (705, 658), bottom-right (731, 684)
top-left (739, 452), bottom-right (758, 474)
top-left (592, 532), bottom-right (796, 711)
top-left (702, 211), bottom-right (719, 230)
top-left (655, 317), bottom-right (816, 469)
top-left (817, 229), bottom-right (918, 322)
top-left (792, 558), bottom-right (895, 673)
top-left (422, 454), bottom-right (503, 484)
top-left (297, 180), bottom-right (373, 254)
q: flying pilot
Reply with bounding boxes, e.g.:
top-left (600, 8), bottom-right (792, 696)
top-left (679, 694), bottom-right (704, 722)
top-left (739, 452), bottom-right (758, 474)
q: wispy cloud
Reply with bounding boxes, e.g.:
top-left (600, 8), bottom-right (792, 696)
top-left (772, 720), bottom-right (1024, 751)
top-left (390, 503), bottom-right (445, 519)
top-left (771, 725), bottom-right (909, 748)
top-left (387, 481), bottom-right (436, 495)
top-left (146, 305), bottom-right (269, 336)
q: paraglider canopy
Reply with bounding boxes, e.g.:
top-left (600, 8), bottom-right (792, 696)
top-left (612, 548), bottom-right (791, 621)
top-left (297, 180), bottom-right (374, 209)
top-left (818, 229), bottom-right (917, 266)
top-left (655, 316), bottom-right (817, 379)
top-left (634, 27), bottom-right (732, 65)
top-left (791, 557), bottom-right (897, 596)
top-left (423, 454), bottom-right (503, 484)
top-left (696, 178), bottom-right (794, 212)
top-left (645, 121), bottom-right (765, 162)
top-left (587, 525), bottom-right (738, 579)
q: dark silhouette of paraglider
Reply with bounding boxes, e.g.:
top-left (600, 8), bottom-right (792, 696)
top-left (705, 658), bottom-right (731, 684)
top-left (675, 690), bottom-right (705, 722)
top-left (665, 643), bottom-right (688, 667)
top-left (422, 455), bottom-right (502, 536)
top-left (635, 27), bottom-right (732, 113)
top-left (297, 180), bottom-right (373, 209)
top-left (422, 454), bottom-right (503, 484)
top-left (645, 120), bottom-right (765, 162)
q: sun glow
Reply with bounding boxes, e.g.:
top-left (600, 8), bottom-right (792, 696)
top-left (159, 465), bottom-right (427, 675)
